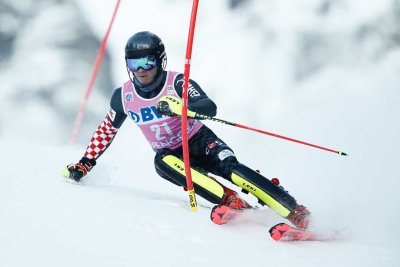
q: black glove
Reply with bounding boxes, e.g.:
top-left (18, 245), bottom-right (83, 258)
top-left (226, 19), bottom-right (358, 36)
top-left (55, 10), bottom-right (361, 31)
top-left (156, 96), bottom-right (196, 117)
top-left (64, 157), bottom-right (96, 182)
top-left (157, 100), bottom-right (176, 117)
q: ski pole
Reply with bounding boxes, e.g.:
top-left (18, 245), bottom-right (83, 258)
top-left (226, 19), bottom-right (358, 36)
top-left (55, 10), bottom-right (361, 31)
top-left (193, 113), bottom-right (348, 156)
top-left (181, 0), bottom-right (200, 211)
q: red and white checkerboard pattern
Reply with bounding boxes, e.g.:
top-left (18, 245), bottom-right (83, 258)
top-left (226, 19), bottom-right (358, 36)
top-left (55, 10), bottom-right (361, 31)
top-left (84, 115), bottom-right (119, 160)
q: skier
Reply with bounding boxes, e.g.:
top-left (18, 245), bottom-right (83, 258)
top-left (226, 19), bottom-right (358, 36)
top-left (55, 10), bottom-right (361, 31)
top-left (63, 31), bottom-right (311, 229)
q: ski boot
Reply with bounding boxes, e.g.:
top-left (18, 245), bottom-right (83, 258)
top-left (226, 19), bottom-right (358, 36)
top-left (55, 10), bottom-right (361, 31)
top-left (220, 187), bottom-right (252, 210)
top-left (287, 204), bottom-right (311, 229)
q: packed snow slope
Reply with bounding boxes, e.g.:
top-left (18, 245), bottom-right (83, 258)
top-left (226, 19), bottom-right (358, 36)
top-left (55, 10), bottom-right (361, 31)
top-left (1, 138), bottom-right (399, 267)
top-left (1, 136), bottom-right (399, 267)
top-left (1, 0), bottom-right (400, 266)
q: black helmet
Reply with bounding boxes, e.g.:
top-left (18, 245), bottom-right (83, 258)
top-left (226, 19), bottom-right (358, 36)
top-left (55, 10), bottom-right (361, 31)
top-left (125, 31), bottom-right (167, 69)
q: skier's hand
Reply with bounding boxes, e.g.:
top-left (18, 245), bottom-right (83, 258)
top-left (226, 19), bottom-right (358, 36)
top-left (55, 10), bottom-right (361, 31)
top-left (62, 157), bottom-right (96, 182)
top-left (157, 96), bottom-right (197, 118)
top-left (157, 96), bottom-right (177, 117)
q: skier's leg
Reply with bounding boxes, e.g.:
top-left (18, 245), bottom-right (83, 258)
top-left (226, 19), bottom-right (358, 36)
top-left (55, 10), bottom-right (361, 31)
top-left (194, 127), bottom-right (310, 228)
top-left (231, 163), bottom-right (296, 216)
top-left (154, 149), bottom-right (250, 209)
top-left (230, 163), bottom-right (310, 229)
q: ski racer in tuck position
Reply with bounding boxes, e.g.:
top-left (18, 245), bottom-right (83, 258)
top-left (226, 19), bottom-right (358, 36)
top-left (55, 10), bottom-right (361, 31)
top-left (63, 31), bottom-right (311, 229)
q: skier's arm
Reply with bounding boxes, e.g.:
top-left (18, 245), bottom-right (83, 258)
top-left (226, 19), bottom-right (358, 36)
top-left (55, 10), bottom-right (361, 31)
top-left (63, 88), bottom-right (127, 181)
top-left (83, 87), bottom-right (127, 161)
top-left (84, 88), bottom-right (127, 160)
top-left (174, 74), bottom-right (217, 117)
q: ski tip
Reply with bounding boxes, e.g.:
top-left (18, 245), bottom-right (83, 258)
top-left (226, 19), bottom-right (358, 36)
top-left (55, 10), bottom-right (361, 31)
top-left (269, 223), bottom-right (291, 241)
top-left (211, 205), bottom-right (227, 225)
top-left (338, 151), bottom-right (348, 156)
top-left (210, 205), bottom-right (238, 225)
top-left (269, 223), bottom-right (339, 242)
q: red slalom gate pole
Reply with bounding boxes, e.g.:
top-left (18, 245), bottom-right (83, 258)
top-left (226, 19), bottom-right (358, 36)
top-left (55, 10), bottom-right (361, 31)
top-left (182, 0), bottom-right (200, 211)
top-left (70, 0), bottom-right (122, 143)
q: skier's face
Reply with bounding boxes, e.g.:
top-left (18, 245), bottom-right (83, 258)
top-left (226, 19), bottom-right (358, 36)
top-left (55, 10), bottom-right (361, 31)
top-left (134, 66), bottom-right (158, 85)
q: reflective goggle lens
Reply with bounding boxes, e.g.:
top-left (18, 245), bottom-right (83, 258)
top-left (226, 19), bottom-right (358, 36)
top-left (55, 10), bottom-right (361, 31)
top-left (127, 55), bottom-right (157, 72)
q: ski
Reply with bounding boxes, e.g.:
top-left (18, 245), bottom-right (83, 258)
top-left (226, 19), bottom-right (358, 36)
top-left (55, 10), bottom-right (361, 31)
top-left (269, 223), bottom-right (337, 241)
top-left (210, 205), bottom-right (241, 225)
top-left (212, 207), bottom-right (339, 241)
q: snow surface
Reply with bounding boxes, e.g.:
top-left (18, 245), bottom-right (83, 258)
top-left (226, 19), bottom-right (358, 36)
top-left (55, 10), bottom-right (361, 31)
top-left (1, 0), bottom-right (400, 266)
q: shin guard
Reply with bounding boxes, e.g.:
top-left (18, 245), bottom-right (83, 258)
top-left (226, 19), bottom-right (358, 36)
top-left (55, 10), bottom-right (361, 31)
top-left (231, 164), bottom-right (297, 218)
top-left (155, 153), bottom-right (225, 204)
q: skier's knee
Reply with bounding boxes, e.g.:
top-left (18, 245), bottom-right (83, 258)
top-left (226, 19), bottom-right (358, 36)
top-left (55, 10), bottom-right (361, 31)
top-left (154, 149), bottom-right (183, 186)
top-left (218, 153), bottom-right (239, 178)
top-left (208, 147), bottom-right (239, 178)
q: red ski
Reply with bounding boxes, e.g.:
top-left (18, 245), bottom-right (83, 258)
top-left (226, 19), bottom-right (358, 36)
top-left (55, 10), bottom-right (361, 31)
top-left (212, 207), bottom-right (339, 241)
top-left (269, 223), bottom-right (337, 241)
top-left (210, 205), bottom-right (240, 225)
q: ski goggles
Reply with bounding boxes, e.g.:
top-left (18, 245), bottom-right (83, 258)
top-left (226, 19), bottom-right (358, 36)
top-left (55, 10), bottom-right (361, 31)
top-left (126, 55), bottom-right (157, 72)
